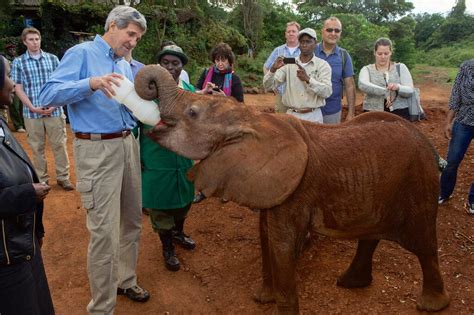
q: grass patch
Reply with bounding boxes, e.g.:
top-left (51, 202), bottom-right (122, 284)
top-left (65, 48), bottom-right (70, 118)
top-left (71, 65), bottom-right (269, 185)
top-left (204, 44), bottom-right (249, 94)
top-left (411, 64), bottom-right (458, 85)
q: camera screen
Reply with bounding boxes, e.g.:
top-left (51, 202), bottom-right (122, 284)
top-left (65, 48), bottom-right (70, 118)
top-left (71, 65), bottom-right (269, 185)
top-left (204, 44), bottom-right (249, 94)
top-left (283, 57), bottom-right (296, 64)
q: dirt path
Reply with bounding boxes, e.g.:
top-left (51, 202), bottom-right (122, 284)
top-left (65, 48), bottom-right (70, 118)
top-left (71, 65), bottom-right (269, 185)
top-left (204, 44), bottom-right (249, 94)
top-left (14, 82), bottom-right (473, 314)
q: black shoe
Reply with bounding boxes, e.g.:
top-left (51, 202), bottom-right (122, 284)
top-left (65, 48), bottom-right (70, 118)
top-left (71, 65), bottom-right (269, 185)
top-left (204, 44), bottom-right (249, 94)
top-left (172, 231), bottom-right (196, 250)
top-left (117, 285), bottom-right (150, 302)
top-left (163, 249), bottom-right (180, 271)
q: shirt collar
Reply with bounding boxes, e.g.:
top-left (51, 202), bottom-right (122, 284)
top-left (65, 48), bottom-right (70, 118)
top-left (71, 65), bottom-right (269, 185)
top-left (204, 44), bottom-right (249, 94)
top-left (26, 50), bottom-right (44, 59)
top-left (296, 55), bottom-right (316, 65)
top-left (94, 35), bottom-right (123, 61)
top-left (317, 43), bottom-right (340, 56)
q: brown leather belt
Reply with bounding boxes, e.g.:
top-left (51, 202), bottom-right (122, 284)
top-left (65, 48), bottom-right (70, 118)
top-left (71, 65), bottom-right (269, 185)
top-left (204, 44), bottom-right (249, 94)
top-left (75, 130), bottom-right (131, 140)
top-left (288, 107), bottom-right (316, 114)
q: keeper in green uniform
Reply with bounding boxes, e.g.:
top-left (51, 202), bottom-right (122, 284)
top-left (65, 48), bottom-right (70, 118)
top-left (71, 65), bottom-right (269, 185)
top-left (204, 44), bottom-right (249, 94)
top-left (139, 44), bottom-right (196, 271)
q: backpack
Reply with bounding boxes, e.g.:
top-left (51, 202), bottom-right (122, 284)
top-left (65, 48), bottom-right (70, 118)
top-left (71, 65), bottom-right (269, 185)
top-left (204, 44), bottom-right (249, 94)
top-left (396, 64), bottom-right (425, 121)
top-left (340, 48), bottom-right (349, 99)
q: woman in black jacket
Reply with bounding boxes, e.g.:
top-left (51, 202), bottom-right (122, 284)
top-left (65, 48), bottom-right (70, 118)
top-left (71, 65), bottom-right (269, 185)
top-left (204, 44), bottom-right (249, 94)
top-left (196, 42), bottom-right (244, 103)
top-left (0, 55), bottom-right (54, 314)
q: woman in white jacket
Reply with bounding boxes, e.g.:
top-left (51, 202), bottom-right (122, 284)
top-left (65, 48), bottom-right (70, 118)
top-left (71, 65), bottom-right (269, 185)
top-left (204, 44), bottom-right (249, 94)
top-left (358, 37), bottom-right (415, 120)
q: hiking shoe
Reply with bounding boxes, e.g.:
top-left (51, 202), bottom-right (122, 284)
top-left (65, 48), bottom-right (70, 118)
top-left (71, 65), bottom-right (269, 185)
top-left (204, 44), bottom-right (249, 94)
top-left (465, 202), bottom-right (474, 215)
top-left (438, 196), bottom-right (450, 205)
top-left (57, 179), bottom-right (74, 191)
top-left (117, 285), bottom-right (150, 302)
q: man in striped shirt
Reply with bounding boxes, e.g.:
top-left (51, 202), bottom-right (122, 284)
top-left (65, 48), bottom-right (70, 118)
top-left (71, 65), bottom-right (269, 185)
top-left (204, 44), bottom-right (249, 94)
top-left (11, 27), bottom-right (73, 190)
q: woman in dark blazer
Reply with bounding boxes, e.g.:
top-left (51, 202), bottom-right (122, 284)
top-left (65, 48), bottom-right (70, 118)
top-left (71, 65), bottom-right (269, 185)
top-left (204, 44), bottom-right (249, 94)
top-left (0, 55), bottom-right (54, 314)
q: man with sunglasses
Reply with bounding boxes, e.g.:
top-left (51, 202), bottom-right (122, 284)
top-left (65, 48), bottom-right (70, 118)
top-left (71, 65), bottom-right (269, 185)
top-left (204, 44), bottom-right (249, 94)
top-left (315, 17), bottom-right (356, 124)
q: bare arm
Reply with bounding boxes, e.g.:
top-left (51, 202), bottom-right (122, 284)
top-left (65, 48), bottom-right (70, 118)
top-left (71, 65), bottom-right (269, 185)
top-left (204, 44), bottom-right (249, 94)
top-left (343, 76), bottom-right (356, 121)
top-left (15, 84), bottom-right (53, 115)
top-left (443, 109), bottom-right (455, 139)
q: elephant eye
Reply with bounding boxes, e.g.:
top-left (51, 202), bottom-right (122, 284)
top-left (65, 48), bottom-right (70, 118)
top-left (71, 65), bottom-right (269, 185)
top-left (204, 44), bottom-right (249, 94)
top-left (187, 107), bottom-right (198, 119)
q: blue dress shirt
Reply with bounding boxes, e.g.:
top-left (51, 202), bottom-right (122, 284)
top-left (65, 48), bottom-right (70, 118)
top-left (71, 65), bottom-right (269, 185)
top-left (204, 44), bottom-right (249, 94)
top-left (39, 35), bottom-right (136, 133)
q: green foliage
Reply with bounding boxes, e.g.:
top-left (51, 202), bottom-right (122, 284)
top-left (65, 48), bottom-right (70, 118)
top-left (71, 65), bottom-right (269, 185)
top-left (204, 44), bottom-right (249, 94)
top-left (413, 13), bottom-right (445, 48)
top-left (1, 0), bottom-right (470, 90)
top-left (297, 0), bottom-right (413, 25)
top-left (389, 16), bottom-right (416, 68)
top-left (410, 64), bottom-right (459, 84)
top-left (39, 1), bottom-right (111, 57)
top-left (417, 35), bottom-right (474, 68)
top-left (335, 14), bottom-right (389, 73)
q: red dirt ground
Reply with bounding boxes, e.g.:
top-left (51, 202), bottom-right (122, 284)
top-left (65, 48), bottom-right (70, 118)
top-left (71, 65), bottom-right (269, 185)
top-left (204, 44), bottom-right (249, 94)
top-left (13, 81), bottom-right (473, 314)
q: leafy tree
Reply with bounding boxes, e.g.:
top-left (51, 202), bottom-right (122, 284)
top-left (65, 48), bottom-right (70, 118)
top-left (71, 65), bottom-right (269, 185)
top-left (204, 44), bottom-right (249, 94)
top-left (334, 13), bottom-right (389, 73)
top-left (296, 0), bottom-right (414, 25)
top-left (425, 16), bottom-right (474, 48)
top-left (389, 16), bottom-right (416, 68)
top-left (413, 13), bottom-right (445, 48)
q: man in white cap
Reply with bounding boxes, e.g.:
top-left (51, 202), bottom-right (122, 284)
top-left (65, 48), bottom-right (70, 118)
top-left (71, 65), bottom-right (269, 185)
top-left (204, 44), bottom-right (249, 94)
top-left (263, 27), bottom-right (332, 123)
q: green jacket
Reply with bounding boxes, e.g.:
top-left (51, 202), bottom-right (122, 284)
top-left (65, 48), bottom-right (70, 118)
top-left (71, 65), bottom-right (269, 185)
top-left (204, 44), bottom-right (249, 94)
top-left (140, 80), bottom-right (195, 210)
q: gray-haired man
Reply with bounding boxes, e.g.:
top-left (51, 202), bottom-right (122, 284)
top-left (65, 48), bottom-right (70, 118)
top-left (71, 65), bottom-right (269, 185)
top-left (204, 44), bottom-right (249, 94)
top-left (39, 6), bottom-right (149, 314)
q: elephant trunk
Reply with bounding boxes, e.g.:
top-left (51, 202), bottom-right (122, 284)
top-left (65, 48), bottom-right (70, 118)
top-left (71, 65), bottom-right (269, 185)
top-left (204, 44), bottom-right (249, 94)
top-left (134, 64), bottom-right (183, 115)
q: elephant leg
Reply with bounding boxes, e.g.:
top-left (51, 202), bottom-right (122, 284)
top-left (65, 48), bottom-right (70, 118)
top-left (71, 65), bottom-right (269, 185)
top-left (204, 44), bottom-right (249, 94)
top-left (399, 228), bottom-right (450, 312)
top-left (267, 212), bottom-right (302, 315)
top-left (337, 239), bottom-right (380, 288)
top-left (415, 253), bottom-right (450, 311)
top-left (253, 210), bottom-right (275, 304)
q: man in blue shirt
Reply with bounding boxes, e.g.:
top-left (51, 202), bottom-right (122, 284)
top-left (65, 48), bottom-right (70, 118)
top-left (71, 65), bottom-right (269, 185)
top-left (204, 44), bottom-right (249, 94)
top-left (12, 27), bottom-right (73, 190)
top-left (315, 17), bottom-right (356, 124)
top-left (263, 21), bottom-right (301, 113)
top-left (39, 5), bottom-right (150, 313)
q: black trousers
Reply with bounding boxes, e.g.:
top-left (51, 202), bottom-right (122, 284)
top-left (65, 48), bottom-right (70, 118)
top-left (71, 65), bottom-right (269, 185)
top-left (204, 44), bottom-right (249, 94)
top-left (0, 244), bottom-right (54, 315)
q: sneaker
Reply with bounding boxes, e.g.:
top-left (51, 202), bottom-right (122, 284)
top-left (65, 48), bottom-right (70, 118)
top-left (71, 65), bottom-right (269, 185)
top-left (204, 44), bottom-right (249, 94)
top-left (57, 179), bottom-right (75, 191)
top-left (438, 196), bottom-right (450, 205)
top-left (117, 285), bottom-right (150, 302)
top-left (16, 128), bottom-right (26, 133)
top-left (465, 202), bottom-right (474, 215)
top-left (438, 157), bottom-right (448, 172)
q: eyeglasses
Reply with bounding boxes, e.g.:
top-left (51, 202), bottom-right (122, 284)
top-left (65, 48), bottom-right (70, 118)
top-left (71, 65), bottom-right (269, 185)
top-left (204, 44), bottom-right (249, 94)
top-left (325, 28), bottom-right (341, 33)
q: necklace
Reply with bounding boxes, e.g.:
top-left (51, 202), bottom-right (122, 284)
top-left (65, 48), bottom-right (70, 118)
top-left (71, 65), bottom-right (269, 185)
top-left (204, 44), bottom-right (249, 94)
top-left (375, 62), bottom-right (391, 72)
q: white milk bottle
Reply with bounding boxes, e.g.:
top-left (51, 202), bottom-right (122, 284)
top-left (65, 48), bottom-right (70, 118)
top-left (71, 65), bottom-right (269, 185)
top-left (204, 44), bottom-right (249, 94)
top-left (111, 76), bottom-right (161, 126)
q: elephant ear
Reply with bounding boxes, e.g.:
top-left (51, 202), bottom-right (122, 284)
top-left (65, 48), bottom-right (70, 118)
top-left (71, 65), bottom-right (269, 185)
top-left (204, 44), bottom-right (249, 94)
top-left (191, 114), bottom-right (308, 209)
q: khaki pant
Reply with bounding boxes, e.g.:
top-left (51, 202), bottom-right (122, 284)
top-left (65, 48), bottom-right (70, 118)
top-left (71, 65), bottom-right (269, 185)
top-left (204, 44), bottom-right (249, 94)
top-left (275, 94), bottom-right (289, 113)
top-left (74, 134), bottom-right (142, 315)
top-left (24, 116), bottom-right (70, 183)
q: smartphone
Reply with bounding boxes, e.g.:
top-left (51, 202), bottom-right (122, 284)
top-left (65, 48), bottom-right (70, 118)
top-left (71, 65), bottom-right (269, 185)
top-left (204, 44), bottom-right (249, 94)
top-left (283, 57), bottom-right (296, 64)
top-left (212, 87), bottom-right (221, 92)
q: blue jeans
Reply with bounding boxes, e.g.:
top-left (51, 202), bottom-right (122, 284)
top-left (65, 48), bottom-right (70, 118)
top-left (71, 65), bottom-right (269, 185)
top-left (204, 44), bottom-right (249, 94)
top-left (439, 121), bottom-right (474, 204)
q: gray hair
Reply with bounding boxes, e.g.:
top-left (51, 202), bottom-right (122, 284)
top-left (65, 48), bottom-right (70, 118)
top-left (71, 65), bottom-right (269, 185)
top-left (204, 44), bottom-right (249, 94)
top-left (104, 5), bottom-right (147, 33)
top-left (324, 16), bottom-right (342, 28)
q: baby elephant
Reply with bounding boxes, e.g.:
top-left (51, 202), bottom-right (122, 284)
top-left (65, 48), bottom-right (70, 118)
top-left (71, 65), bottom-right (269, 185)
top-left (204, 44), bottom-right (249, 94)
top-left (134, 65), bottom-right (450, 314)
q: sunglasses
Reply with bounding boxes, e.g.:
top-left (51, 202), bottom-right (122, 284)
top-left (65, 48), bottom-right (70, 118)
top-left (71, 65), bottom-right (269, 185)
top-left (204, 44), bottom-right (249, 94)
top-left (325, 28), bottom-right (341, 33)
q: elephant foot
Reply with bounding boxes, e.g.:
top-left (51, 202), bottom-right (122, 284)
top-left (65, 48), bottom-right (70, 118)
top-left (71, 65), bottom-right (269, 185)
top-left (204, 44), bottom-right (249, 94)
top-left (253, 285), bottom-right (275, 304)
top-left (416, 289), bottom-right (450, 312)
top-left (336, 269), bottom-right (373, 288)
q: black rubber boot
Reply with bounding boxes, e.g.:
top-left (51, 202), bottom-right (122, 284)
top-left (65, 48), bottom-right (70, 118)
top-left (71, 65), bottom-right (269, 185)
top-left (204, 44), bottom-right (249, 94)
top-left (172, 218), bottom-right (196, 250)
top-left (159, 231), bottom-right (180, 271)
